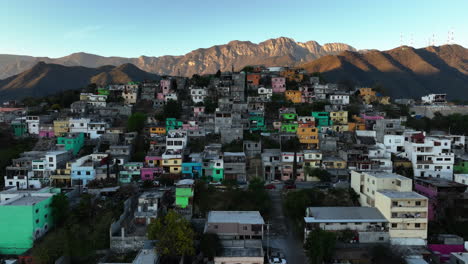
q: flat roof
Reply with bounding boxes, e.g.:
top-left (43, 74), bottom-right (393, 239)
top-left (377, 190), bottom-right (427, 199)
top-left (3, 195), bottom-right (49, 206)
top-left (207, 211), bottom-right (265, 225)
top-left (364, 171), bottom-right (410, 181)
top-left (218, 247), bottom-right (263, 258)
top-left (305, 207), bottom-right (387, 223)
top-left (415, 177), bottom-right (467, 188)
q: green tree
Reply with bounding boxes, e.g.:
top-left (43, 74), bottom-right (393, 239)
top-left (127, 112), bottom-right (146, 132)
top-left (304, 167), bottom-right (331, 182)
top-left (50, 193), bottom-right (69, 226)
top-left (163, 99), bottom-right (182, 119)
top-left (204, 97), bottom-right (218, 114)
top-left (147, 210), bottom-right (195, 257)
top-left (305, 229), bottom-right (336, 264)
top-left (200, 233), bottom-right (222, 259)
top-left (215, 69), bottom-right (221, 78)
top-left (240, 65), bottom-right (255, 73)
top-left (248, 177), bottom-right (265, 191)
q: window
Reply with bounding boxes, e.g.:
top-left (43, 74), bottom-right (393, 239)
top-left (415, 223), bottom-right (421, 228)
top-left (391, 223), bottom-right (397, 228)
top-left (86, 171), bottom-right (90, 175)
top-left (36, 219), bottom-right (39, 224)
top-left (36, 209), bottom-right (39, 213)
top-left (243, 226), bottom-right (248, 230)
top-left (44, 214), bottom-right (48, 219)
top-left (392, 201), bottom-right (398, 206)
top-left (415, 201), bottom-right (421, 206)
top-left (392, 213), bottom-right (398, 218)
top-left (214, 225), bottom-right (218, 229)
top-left (379, 237), bottom-right (384, 241)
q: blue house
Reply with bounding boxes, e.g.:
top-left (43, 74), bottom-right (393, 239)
top-left (182, 162), bottom-right (202, 179)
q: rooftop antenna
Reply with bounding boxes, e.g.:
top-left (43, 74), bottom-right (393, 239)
top-left (410, 34), bottom-right (414, 47)
top-left (431, 33), bottom-right (436, 46)
top-left (400, 32), bottom-right (404, 47)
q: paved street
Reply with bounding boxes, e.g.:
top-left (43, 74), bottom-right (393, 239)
top-left (266, 189), bottom-right (308, 264)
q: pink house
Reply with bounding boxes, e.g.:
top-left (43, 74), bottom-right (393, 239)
top-left (157, 93), bottom-right (165, 100)
top-left (39, 126), bottom-right (55, 138)
top-left (272, 77), bottom-right (286, 93)
top-left (193, 106), bottom-right (205, 117)
top-left (360, 114), bottom-right (384, 120)
top-left (140, 167), bottom-right (163, 181)
top-left (160, 79), bottom-right (172, 94)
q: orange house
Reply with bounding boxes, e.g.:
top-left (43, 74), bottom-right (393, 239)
top-left (359, 88), bottom-right (376, 97)
top-left (297, 123), bottom-right (319, 149)
top-left (285, 90), bottom-right (302, 103)
top-left (280, 69), bottom-right (304, 82)
top-left (149, 126), bottom-right (166, 136)
top-left (247, 74), bottom-right (261, 86)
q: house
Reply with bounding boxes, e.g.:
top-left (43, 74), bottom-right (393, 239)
top-left (303, 150), bottom-right (322, 181)
top-left (223, 152), bottom-right (247, 183)
top-left (312, 112), bottom-right (332, 128)
top-left (330, 111), bottom-right (348, 125)
top-left (285, 90), bottom-right (302, 104)
top-left (351, 171), bottom-right (428, 245)
top-left (297, 123), bottom-right (319, 149)
top-left (421, 94), bottom-right (447, 104)
top-left (38, 124), bottom-right (55, 138)
top-left (414, 177), bottom-right (468, 221)
top-left (243, 140), bottom-right (262, 157)
top-left (329, 93), bottom-right (350, 105)
top-left (25, 116), bottom-right (40, 135)
top-left (56, 133), bottom-right (85, 155)
top-left (214, 240), bottom-right (264, 264)
top-left (450, 253), bottom-right (468, 264)
top-left (262, 149), bottom-right (282, 182)
top-left (11, 120), bottom-right (27, 137)
top-left (281, 152), bottom-right (304, 181)
top-left (0, 187), bottom-right (60, 255)
top-left (271, 77), bottom-right (286, 93)
top-left (166, 129), bottom-right (187, 151)
top-left (454, 174), bottom-right (468, 185)
top-left (134, 191), bottom-right (164, 225)
top-left (119, 162), bottom-right (143, 183)
top-left (181, 162), bottom-right (203, 179)
top-left (175, 179), bottom-right (194, 209)
top-left (190, 86), bottom-right (207, 103)
top-left (248, 111), bottom-right (266, 132)
top-left (204, 211), bottom-right (265, 240)
top-left (246, 73), bottom-right (261, 87)
top-left (162, 150), bottom-right (182, 174)
top-left (403, 133), bottom-right (454, 179)
top-left (304, 207), bottom-right (389, 243)
top-left (70, 154), bottom-right (108, 186)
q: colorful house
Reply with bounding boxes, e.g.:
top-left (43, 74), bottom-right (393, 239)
top-left (57, 133), bottom-right (85, 155)
top-left (246, 73), bottom-right (261, 86)
top-left (53, 119), bottom-right (69, 136)
top-left (281, 123), bottom-right (298, 133)
top-left (272, 77), bottom-right (286, 93)
top-left (0, 188), bottom-right (59, 255)
top-left (11, 121), bottom-right (27, 137)
top-left (39, 125), bottom-right (55, 138)
top-left (166, 118), bottom-right (183, 131)
top-left (249, 112), bottom-right (266, 131)
top-left (182, 162), bottom-right (203, 179)
top-left (140, 167), bottom-right (163, 181)
top-left (119, 162), bottom-right (143, 183)
top-left (285, 90), bottom-right (302, 103)
top-left (312, 112), bottom-right (332, 128)
top-left (97, 87), bottom-right (110, 96)
top-left (297, 124), bottom-right (319, 149)
top-left (330, 111), bottom-right (348, 125)
top-left (175, 180), bottom-right (194, 209)
top-left (149, 126), bottom-right (166, 137)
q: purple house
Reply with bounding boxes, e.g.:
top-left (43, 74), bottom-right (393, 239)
top-left (141, 167), bottom-right (163, 181)
top-left (414, 177), bottom-right (467, 221)
top-left (39, 126), bottom-right (55, 138)
top-left (160, 79), bottom-right (172, 95)
top-left (272, 77), bottom-right (286, 93)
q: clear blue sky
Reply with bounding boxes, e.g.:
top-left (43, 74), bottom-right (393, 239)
top-left (1, 0), bottom-right (467, 58)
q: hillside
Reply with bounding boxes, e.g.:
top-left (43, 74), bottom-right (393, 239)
top-left (301, 45), bottom-right (468, 99)
top-left (0, 37), bottom-right (355, 78)
top-left (0, 62), bottom-right (160, 100)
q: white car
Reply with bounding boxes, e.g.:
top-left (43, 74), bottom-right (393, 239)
top-left (269, 257), bottom-right (287, 264)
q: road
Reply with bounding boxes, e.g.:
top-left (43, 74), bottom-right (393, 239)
top-left (266, 188), bottom-right (308, 264)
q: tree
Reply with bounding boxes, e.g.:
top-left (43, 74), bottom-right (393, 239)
top-left (304, 167), bottom-right (331, 182)
top-left (248, 177), bottom-right (265, 192)
top-left (204, 97), bottom-right (218, 114)
top-left (200, 233), bottom-right (222, 259)
top-left (305, 229), bottom-right (336, 264)
top-left (50, 193), bottom-right (69, 226)
top-left (127, 112), bottom-right (146, 132)
top-left (282, 137), bottom-right (301, 180)
top-left (163, 99), bottom-right (182, 119)
top-left (240, 65), bottom-right (255, 73)
top-left (370, 245), bottom-right (405, 264)
top-left (311, 72), bottom-right (327, 84)
top-left (215, 69), bottom-right (221, 78)
top-left (148, 210), bottom-right (195, 258)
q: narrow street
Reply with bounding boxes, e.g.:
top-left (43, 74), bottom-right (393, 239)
top-left (267, 188), bottom-right (308, 264)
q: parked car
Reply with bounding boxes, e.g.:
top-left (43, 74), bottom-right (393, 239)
top-left (283, 184), bottom-right (296, 190)
top-left (264, 184), bottom-right (276, 189)
top-left (269, 252), bottom-right (287, 264)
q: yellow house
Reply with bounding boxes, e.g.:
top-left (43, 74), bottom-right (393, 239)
top-left (280, 69), bottom-right (304, 82)
top-left (359, 88), bottom-right (376, 97)
top-left (149, 126), bottom-right (166, 136)
top-left (375, 190), bottom-right (428, 242)
top-left (50, 162), bottom-right (72, 187)
top-left (332, 124), bottom-right (349, 132)
top-left (350, 171), bottom-right (428, 244)
top-left (297, 125), bottom-right (319, 149)
top-left (322, 156), bottom-right (346, 169)
top-left (330, 111), bottom-right (348, 125)
top-left (53, 119), bottom-right (69, 136)
top-left (163, 158), bottom-right (182, 174)
top-left (379, 96), bottom-right (391, 105)
top-left (285, 90), bottom-right (302, 103)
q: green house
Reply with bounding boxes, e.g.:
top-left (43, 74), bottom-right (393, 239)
top-left (249, 112), bottom-right (266, 131)
top-left (0, 189), bottom-right (59, 255)
top-left (211, 168), bottom-right (224, 182)
top-left (312, 112), bottom-right (332, 128)
top-left (281, 123), bottom-right (298, 133)
top-left (11, 121), bottom-right (27, 137)
top-left (454, 160), bottom-right (468, 174)
top-left (166, 118), bottom-right (183, 131)
top-left (175, 187), bottom-right (194, 208)
top-left (97, 88), bottom-right (110, 96)
top-left (57, 133), bottom-right (85, 155)
top-left (281, 113), bottom-right (297, 120)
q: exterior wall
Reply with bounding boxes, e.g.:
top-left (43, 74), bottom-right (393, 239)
top-left (285, 90), bottom-right (302, 103)
top-left (454, 174), bottom-right (468, 185)
top-left (272, 77), bottom-right (286, 93)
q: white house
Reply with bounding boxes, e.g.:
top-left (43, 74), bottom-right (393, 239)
top-left (25, 116), bottom-right (40, 135)
top-left (383, 134), bottom-right (405, 154)
top-left (454, 174), bottom-right (468, 185)
top-left (329, 94), bottom-right (350, 105)
top-left (166, 130), bottom-right (188, 151)
top-left (190, 86), bottom-right (207, 104)
top-left (421, 94), bottom-right (446, 104)
top-left (69, 118), bottom-right (90, 134)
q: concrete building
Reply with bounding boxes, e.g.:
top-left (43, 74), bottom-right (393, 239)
top-left (165, 129), bottom-right (187, 151)
top-left (304, 207), bottom-right (389, 243)
top-left (134, 191), bottom-right (163, 225)
top-left (204, 211), bottom-right (264, 240)
top-left (214, 240), bottom-right (264, 264)
top-left (190, 86), bottom-right (207, 103)
top-left (223, 152), bottom-right (247, 183)
top-left (271, 77), bottom-right (286, 93)
top-left (0, 187), bottom-right (59, 255)
top-left (450, 253), bottom-right (468, 264)
top-left (421, 93), bottom-right (447, 104)
top-left (261, 149), bottom-right (282, 182)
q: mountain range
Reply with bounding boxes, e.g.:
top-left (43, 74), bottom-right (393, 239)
top-left (300, 44), bottom-right (468, 99)
top-left (0, 37), bottom-right (355, 79)
top-left (0, 63), bottom-right (159, 100)
top-left (0, 37), bottom-right (467, 101)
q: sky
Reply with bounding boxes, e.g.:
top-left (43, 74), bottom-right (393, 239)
top-left (0, 0), bottom-right (467, 58)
